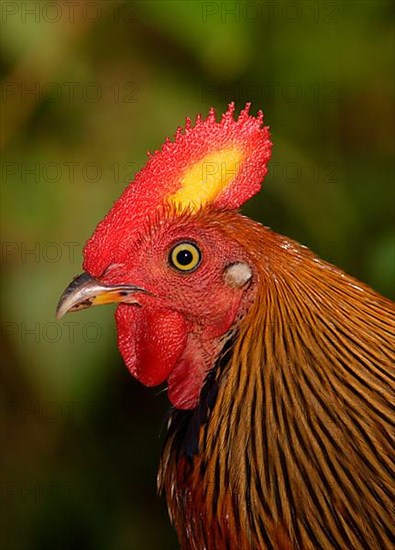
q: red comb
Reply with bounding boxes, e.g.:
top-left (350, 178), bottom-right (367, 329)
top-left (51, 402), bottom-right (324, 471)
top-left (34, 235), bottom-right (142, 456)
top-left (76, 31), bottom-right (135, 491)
top-left (83, 103), bottom-right (272, 276)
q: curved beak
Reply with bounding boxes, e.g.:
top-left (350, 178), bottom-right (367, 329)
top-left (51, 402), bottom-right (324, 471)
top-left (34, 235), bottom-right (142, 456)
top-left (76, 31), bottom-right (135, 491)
top-left (56, 272), bottom-right (147, 320)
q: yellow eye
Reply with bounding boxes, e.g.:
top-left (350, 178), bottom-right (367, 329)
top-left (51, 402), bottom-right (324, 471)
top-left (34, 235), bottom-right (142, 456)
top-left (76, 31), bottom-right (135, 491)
top-left (169, 242), bottom-right (201, 272)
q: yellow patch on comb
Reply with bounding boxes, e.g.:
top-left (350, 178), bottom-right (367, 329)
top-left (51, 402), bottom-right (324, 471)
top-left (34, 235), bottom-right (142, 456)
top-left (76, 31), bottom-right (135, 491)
top-left (169, 148), bottom-right (244, 211)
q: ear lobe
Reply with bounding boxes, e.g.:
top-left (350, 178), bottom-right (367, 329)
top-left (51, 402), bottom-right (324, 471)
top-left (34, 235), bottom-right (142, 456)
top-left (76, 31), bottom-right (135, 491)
top-left (223, 262), bottom-right (252, 289)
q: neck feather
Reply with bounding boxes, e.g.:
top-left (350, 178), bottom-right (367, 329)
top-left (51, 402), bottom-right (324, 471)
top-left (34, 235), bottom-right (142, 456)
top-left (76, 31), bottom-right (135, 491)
top-left (159, 224), bottom-right (394, 549)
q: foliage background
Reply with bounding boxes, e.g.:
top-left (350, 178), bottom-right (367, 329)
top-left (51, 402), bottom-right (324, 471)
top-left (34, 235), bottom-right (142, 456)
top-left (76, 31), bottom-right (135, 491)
top-left (1, 1), bottom-right (394, 549)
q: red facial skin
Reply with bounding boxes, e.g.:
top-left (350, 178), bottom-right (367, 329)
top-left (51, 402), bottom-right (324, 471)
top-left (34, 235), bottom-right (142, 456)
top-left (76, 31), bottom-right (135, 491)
top-left (81, 104), bottom-right (271, 409)
top-left (90, 210), bottom-right (254, 410)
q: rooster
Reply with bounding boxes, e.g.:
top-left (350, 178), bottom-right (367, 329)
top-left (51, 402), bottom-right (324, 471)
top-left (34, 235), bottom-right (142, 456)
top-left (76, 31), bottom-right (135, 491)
top-left (57, 104), bottom-right (394, 550)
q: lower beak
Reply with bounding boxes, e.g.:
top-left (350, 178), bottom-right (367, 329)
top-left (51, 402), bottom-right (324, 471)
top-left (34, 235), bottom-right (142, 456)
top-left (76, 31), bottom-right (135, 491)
top-left (56, 272), bottom-right (147, 320)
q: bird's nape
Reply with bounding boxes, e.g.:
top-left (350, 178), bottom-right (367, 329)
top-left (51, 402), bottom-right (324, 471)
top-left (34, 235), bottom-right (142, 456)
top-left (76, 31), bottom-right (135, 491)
top-left (160, 218), bottom-right (394, 549)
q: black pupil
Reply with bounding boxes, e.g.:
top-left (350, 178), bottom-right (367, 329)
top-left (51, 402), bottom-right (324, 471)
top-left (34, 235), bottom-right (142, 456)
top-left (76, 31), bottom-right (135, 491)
top-left (176, 249), bottom-right (194, 266)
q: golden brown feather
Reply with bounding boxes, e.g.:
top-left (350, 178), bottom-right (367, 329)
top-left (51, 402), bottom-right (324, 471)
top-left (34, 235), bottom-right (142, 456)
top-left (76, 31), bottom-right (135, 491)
top-left (159, 211), bottom-right (394, 550)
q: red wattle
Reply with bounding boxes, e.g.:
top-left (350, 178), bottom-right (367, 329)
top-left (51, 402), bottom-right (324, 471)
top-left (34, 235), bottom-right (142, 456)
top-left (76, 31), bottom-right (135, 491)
top-left (115, 304), bottom-right (188, 387)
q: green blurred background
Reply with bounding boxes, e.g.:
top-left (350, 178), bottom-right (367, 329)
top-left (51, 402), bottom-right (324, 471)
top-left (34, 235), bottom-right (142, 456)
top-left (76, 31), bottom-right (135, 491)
top-left (1, 1), bottom-right (394, 549)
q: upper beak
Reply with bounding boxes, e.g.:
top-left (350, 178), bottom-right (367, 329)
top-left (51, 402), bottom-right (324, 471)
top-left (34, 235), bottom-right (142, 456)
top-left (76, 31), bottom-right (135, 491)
top-left (56, 272), bottom-right (147, 320)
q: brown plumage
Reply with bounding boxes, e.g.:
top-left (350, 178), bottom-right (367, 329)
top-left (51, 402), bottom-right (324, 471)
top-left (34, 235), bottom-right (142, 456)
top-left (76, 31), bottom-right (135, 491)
top-left (159, 212), bottom-right (394, 550)
top-left (57, 105), bottom-right (394, 549)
